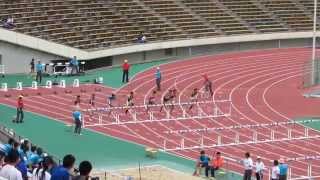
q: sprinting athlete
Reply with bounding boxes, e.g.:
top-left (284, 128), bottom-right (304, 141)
top-left (146, 90), bottom-right (157, 112)
top-left (160, 90), bottom-right (172, 112)
top-left (125, 91), bottom-right (134, 114)
top-left (189, 88), bottom-right (199, 111)
top-left (203, 74), bottom-right (213, 98)
top-left (89, 93), bottom-right (95, 107)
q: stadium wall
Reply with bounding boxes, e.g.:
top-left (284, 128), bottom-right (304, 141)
top-left (0, 27), bottom-right (315, 74)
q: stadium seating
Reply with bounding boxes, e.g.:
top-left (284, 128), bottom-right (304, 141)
top-left (0, 0), bottom-right (317, 50)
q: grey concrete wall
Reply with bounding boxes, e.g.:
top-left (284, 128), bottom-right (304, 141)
top-left (1, 38), bottom-right (313, 74)
top-left (0, 41), bottom-right (62, 74)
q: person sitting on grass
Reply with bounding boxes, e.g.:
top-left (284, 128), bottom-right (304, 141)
top-left (193, 150), bottom-right (210, 177)
top-left (51, 154), bottom-right (76, 180)
top-left (72, 161), bottom-right (92, 180)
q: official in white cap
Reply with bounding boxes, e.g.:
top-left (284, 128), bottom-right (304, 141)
top-left (255, 156), bottom-right (265, 180)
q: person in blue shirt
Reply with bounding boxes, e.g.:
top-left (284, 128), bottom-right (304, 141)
top-left (36, 61), bottom-right (44, 83)
top-left (155, 67), bottom-right (162, 91)
top-left (51, 154), bottom-right (75, 180)
top-left (279, 158), bottom-right (288, 180)
top-left (73, 110), bottom-right (82, 135)
top-left (193, 150), bottom-right (210, 177)
top-left (16, 153), bottom-right (28, 180)
top-left (29, 147), bottom-right (43, 167)
top-left (3, 138), bottom-right (15, 155)
top-left (70, 56), bottom-right (79, 75)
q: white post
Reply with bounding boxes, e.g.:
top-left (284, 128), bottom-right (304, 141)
top-left (311, 0), bottom-right (318, 85)
top-left (182, 109), bottom-right (186, 118)
top-left (271, 130), bottom-right (275, 141)
top-left (217, 135), bottom-right (221, 145)
top-left (115, 114), bottom-right (120, 124)
top-left (98, 114), bottom-right (102, 124)
top-left (214, 105), bottom-right (218, 117)
top-left (308, 163), bottom-right (312, 177)
top-left (149, 111), bottom-right (154, 120)
top-left (200, 134), bottom-right (204, 148)
top-left (46, 80), bottom-right (52, 88)
top-left (305, 128), bottom-right (309, 137)
top-left (235, 132), bottom-right (239, 144)
top-left (181, 138), bottom-right (185, 149)
top-left (253, 131), bottom-right (257, 143)
top-left (163, 140), bottom-right (167, 151)
top-left (288, 128), bottom-right (292, 139)
top-left (59, 80), bottom-right (66, 88)
top-left (288, 168), bottom-right (292, 179)
top-left (73, 79), bottom-right (79, 87)
top-left (133, 112), bottom-right (137, 122)
top-left (166, 110), bottom-right (170, 119)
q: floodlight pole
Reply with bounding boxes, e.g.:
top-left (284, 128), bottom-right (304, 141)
top-left (312, 0), bottom-right (318, 85)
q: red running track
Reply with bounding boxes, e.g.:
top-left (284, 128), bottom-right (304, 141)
top-left (1, 48), bottom-right (320, 179)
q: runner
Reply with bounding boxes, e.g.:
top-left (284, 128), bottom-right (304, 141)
top-left (146, 90), bottom-right (157, 112)
top-left (188, 88), bottom-right (199, 111)
top-left (89, 93), bottom-right (95, 107)
top-left (169, 88), bottom-right (177, 113)
top-left (160, 90), bottom-right (172, 112)
top-left (107, 93), bottom-right (116, 107)
top-left (125, 91), bottom-right (134, 114)
top-left (202, 74), bottom-right (213, 98)
top-left (74, 95), bottom-right (81, 110)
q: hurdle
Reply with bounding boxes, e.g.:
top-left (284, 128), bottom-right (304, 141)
top-left (82, 100), bottom-right (232, 127)
top-left (162, 129), bottom-right (320, 151)
top-left (31, 81), bottom-right (38, 89)
top-left (16, 82), bottom-right (22, 90)
top-left (165, 119), bottom-right (320, 134)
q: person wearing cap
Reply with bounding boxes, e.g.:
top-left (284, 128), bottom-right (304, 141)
top-left (15, 96), bottom-right (24, 123)
top-left (279, 158), bottom-right (288, 180)
top-left (122, 59), bottom-right (130, 83)
top-left (242, 152), bottom-right (253, 180)
top-left (36, 61), bottom-right (43, 84)
top-left (255, 156), bottom-right (265, 180)
top-left (155, 67), bottom-right (161, 91)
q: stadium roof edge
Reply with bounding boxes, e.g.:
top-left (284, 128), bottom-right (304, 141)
top-left (0, 28), bottom-right (318, 60)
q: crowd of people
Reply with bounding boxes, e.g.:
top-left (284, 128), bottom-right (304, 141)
top-left (193, 150), bottom-right (289, 180)
top-left (0, 138), bottom-right (94, 180)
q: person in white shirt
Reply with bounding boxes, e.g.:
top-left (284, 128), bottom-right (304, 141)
top-left (242, 152), bottom-right (253, 180)
top-left (271, 160), bottom-right (280, 180)
top-left (32, 156), bottom-right (55, 180)
top-left (255, 156), bottom-right (265, 180)
top-left (0, 150), bottom-right (23, 180)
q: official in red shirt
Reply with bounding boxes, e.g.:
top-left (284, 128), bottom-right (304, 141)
top-left (15, 95), bottom-right (24, 123)
top-left (122, 59), bottom-right (130, 83)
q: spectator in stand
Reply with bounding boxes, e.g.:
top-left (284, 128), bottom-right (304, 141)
top-left (16, 153), bottom-right (28, 180)
top-left (32, 156), bottom-right (55, 180)
top-left (208, 152), bottom-right (224, 178)
top-left (271, 160), bottom-right (280, 180)
top-left (193, 150), bottom-right (210, 177)
top-left (72, 161), bottom-right (92, 180)
top-left (279, 158), bottom-right (288, 180)
top-left (122, 59), bottom-right (130, 83)
top-left (0, 150), bottom-right (23, 180)
top-left (155, 67), bottom-right (161, 91)
top-left (73, 109), bottom-right (82, 135)
top-left (27, 145), bottom-right (37, 165)
top-left (137, 32), bottom-right (146, 43)
top-left (242, 152), bottom-right (253, 180)
top-left (15, 95), bottom-right (24, 123)
top-left (36, 61), bottom-right (43, 84)
top-left (3, 16), bottom-right (15, 29)
top-left (3, 138), bottom-right (15, 155)
top-left (30, 58), bottom-right (35, 74)
top-left (255, 156), bottom-right (265, 180)
top-left (51, 154), bottom-right (76, 180)
top-left (29, 148), bottom-right (43, 167)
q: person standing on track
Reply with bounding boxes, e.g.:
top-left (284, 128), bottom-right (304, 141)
top-left (125, 91), bottom-right (134, 114)
top-left (203, 74), bottom-right (213, 98)
top-left (73, 109), bottom-right (82, 135)
top-left (155, 67), bottom-right (162, 91)
top-left (188, 88), bottom-right (199, 111)
top-left (241, 152), bottom-right (253, 180)
top-left (255, 156), bottom-right (265, 180)
top-left (36, 61), bottom-right (43, 84)
top-left (146, 90), bottom-right (157, 112)
top-left (122, 59), bottom-right (130, 83)
top-left (271, 160), bottom-right (280, 180)
top-left (14, 95), bottom-right (24, 123)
